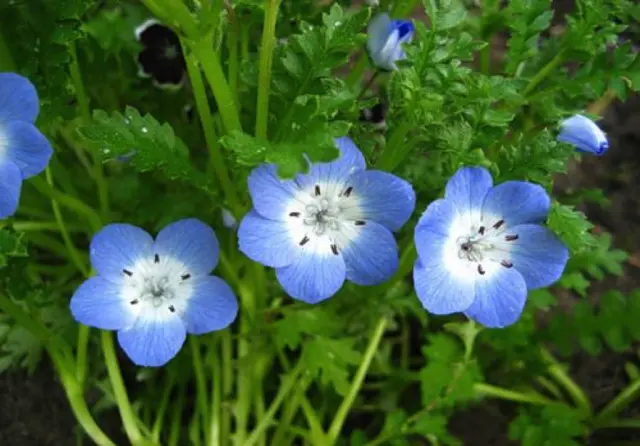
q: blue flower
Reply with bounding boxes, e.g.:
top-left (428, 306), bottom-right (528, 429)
top-left (413, 167), bottom-right (569, 328)
top-left (238, 137), bottom-right (416, 304)
top-left (70, 219), bottom-right (238, 367)
top-left (366, 13), bottom-right (415, 71)
top-left (557, 114), bottom-right (608, 155)
top-left (0, 73), bottom-right (53, 219)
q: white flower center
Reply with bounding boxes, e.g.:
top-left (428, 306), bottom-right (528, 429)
top-left (0, 125), bottom-right (8, 158)
top-left (121, 253), bottom-right (194, 318)
top-left (286, 182), bottom-right (366, 256)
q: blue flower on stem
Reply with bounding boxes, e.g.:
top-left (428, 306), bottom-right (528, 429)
top-left (238, 137), bottom-right (416, 304)
top-left (413, 167), bottom-right (569, 328)
top-left (70, 219), bottom-right (238, 367)
top-left (557, 114), bottom-right (609, 156)
top-left (0, 73), bottom-right (53, 219)
top-left (366, 13), bottom-right (415, 71)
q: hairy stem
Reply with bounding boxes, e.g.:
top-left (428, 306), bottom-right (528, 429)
top-left (255, 0), bottom-right (281, 138)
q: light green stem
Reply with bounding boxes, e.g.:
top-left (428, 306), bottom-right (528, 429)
top-left (221, 330), bottom-right (233, 443)
top-left (255, 0), bottom-right (280, 138)
top-left (183, 45), bottom-right (242, 216)
top-left (541, 347), bottom-right (592, 416)
top-left (271, 374), bottom-right (312, 445)
top-left (191, 37), bottom-right (243, 134)
top-left (594, 378), bottom-right (640, 423)
top-left (75, 325), bottom-right (90, 385)
top-left (474, 383), bottom-right (557, 406)
top-left (522, 52), bottom-right (565, 97)
top-left (327, 317), bottom-right (389, 443)
top-left (151, 374), bottom-right (175, 443)
top-left (210, 338), bottom-right (222, 446)
top-left (190, 337), bottom-right (211, 446)
top-left (101, 331), bottom-right (144, 445)
top-left (0, 29), bottom-right (16, 71)
top-left (245, 361), bottom-right (305, 446)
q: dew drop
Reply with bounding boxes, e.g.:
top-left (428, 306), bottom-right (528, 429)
top-left (141, 127), bottom-right (149, 133)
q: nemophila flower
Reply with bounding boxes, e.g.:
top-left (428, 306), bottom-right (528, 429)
top-left (0, 73), bottom-right (53, 219)
top-left (238, 137), bottom-right (415, 303)
top-left (557, 114), bottom-right (609, 156)
top-left (135, 19), bottom-right (186, 90)
top-left (413, 167), bottom-right (569, 328)
top-left (366, 13), bottom-right (414, 71)
top-left (70, 219), bottom-right (238, 367)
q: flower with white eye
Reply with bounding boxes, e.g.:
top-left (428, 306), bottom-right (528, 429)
top-left (557, 114), bottom-right (609, 156)
top-left (0, 73), bottom-right (53, 219)
top-left (366, 13), bottom-right (415, 71)
top-left (413, 167), bottom-right (569, 328)
top-left (238, 137), bottom-right (416, 304)
top-left (135, 19), bottom-right (186, 90)
top-left (70, 219), bottom-right (238, 367)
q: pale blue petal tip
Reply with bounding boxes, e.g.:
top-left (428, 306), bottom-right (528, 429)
top-left (558, 114), bottom-right (609, 156)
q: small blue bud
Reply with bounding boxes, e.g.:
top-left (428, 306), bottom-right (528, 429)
top-left (557, 114), bottom-right (609, 156)
top-left (221, 208), bottom-right (237, 229)
top-left (366, 13), bottom-right (414, 71)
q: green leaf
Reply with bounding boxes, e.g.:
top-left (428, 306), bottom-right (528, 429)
top-left (77, 107), bottom-right (217, 195)
top-left (303, 336), bottom-right (362, 395)
top-left (0, 229), bottom-right (28, 268)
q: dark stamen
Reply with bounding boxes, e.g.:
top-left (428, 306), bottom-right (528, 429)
top-left (130, 299), bottom-right (139, 305)
top-left (493, 220), bottom-right (504, 230)
top-left (181, 273), bottom-right (191, 280)
top-left (461, 242), bottom-right (472, 252)
top-left (505, 234), bottom-right (519, 242)
top-left (299, 235), bottom-right (310, 246)
top-left (154, 254), bottom-right (160, 263)
top-left (168, 305), bottom-right (176, 313)
top-left (355, 220), bottom-right (366, 226)
top-left (501, 260), bottom-right (513, 268)
top-left (478, 226), bottom-right (485, 235)
top-left (123, 269), bottom-right (133, 276)
top-left (331, 244), bottom-right (339, 255)
top-left (343, 186), bottom-right (353, 197)
top-left (477, 264), bottom-right (485, 275)
top-left (314, 185), bottom-right (321, 196)
top-left (289, 212), bottom-right (300, 217)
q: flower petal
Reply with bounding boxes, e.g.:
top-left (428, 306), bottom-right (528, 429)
top-left (248, 164), bottom-right (300, 221)
top-left (413, 231), bottom-right (476, 315)
top-left (276, 246), bottom-right (346, 304)
top-left (1, 120), bottom-right (53, 178)
top-left (70, 276), bottom-right (136, 331)
top-left (392, 20), bottom-right (414, 41)
top-left (367, 13), bottom-right (393, 61)
top-left (0, 160), bottom-right (22, 219)
top-left (339, 220), bottom-right (398, 286)
top-left (343, 170), bottom-right (416, 231)
top-left (182, 276), bottom-right (238, 335)
top-left (377, 29), bottom-right (401, 70)
top-left (117, 310), bottom-right (186, 367)
top-left (444, 166), bottom-right (493, 227)
top-left (502, 224), bottom-right (569, 289)
top-left (90, 224), bottom-right (154, 278)
top-left (558, 114), bottom-right (608, 155)
top-left (154, 218), bottom-right (219, 276)
top-left (415, 199), bottom-right (459, 241)
top-left (238, 210), bottom-right (299, 268)
top-left (481, 181), bottom-right (550, 226)
top-left (0, 73), bottom-right (39, 123)
top-left (464, 263), bottom-right (527, 328)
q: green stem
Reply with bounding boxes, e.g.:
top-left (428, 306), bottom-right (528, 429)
top-left (474, 383), bottom-right (558, 406)
top-left (51, 350), bottom-right (116, 446)
top-left (191, 37), bottom-right (243, 134)
top-left (29, 176), bottom-right (103, 232)
top-left (226, 8), bottom-right (240, 104)
top-left (45, 167), bottom-right (90, 277)
top-left (301, 396), bottom-right (328, 445)
top-left (357, 71), bottom-right (380, 100)
top-left (0, 29), bottom-right (16, 71)
top-left (235, 288), bottom-right (254, 446)
top-left (168, 385), bottom-right (186, 446)
top-left (183, 44), bottom-right (243, 217)
top-left (151, 374), bottom-right (175, 443)
top-left (392, 0), bottom-right (420, 16)
top-left (76, 325), bottom-right (90, 385)
top-left (221, 330), bottom-right (233, 444)
top-left (541, 347), bottom-right (592, 416)
top-left (594, 378), bottom-right (640, 423)
top-left (327, 317), bottom-right (389, 443)
top-left (190, 337), bottom-right (211, 446)
top-left (101, 331), bottom-right (144, 445)
top-left (594, 418), bottom-right (640, 430)
top-left (255, 0), bottom-right (280, 139)
top-left (522, 52), bottom-right (565, 97)
top-left (346, 57), bottom-right (369, 88)
top-left (375, 120), bottom-right (413, 171)
top-left (271, 373), bottom-right (312, 445)
top-left (210, 338), bottom-right (222, 446)
top-left (0, 220), bottom-right (85, 232)
top-left (244, 361), bottom-right (304, 446)
top-left (143, 0), bottom-right (198, 37)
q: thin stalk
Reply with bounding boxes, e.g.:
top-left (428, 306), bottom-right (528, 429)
top-left (191, 37), bottom-right (243, 134)
top-left (474, 383), bottom-right (558, 406)
top-left (594, 378), bottom-right (640, 423)
top-left (0, 220), bottom-right (85, 233)
top-left (226, 7), bottom-right (240, 104)
top-left (357, 71), bottom-right (380, 100)
top-left (76, 325), bottom-right (90, 385)
top-left (244, 361), bottom-right (305, 446)
top-left (300, 396), bottom-right (328, 445)
top-left (142, 0), bottom-right (198, 37)
top-left (221, 330), bottom-right (233, 444)
top-left (183, 45), bottom-right (243, 217)
top-left (168, 386), bottom-right (186, 446)
top-left (541, 348), bottom-right (592, 416)
top-left (210, 338), bottom-right (222, 446)
top-left (271, 375), bottom-right (312, 445)
top-left (327, 317), bottom-right (389, 443)
top-left (189, 337), bottom-right (211, 446)
top-left (151, 374), bottom-right (175, 443)
top-left (522, 52), bottom-right (565, 97)
top-left (346, 57), bottom-right (369, 88)
top-left (255, 0), bottom-right (280, 139)
top-left (0, 30), bottom-right (16, 71)
top-left (594, 418), bottom-right (640, 430)
top-left (101, 331), bottom-right (143, 445)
